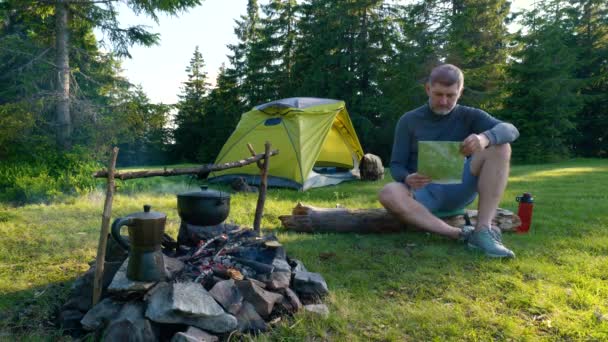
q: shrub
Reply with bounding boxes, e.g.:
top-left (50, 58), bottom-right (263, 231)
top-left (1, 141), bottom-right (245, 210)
top-left (0, 148), bottom-right (102, 204)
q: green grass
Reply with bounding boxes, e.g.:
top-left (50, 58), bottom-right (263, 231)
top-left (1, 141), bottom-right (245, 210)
top-left (1, 158), bottom-right (607, 340)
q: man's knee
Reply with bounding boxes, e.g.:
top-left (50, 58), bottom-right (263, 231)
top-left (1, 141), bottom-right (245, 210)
top-left (378, 182), bottom-right (409, 208)
top-left (471, 144), bottom-right (511, 176)
top-left (488, 143), bottom-right (511, 161)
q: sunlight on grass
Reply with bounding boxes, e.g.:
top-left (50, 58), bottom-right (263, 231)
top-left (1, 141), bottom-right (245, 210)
top-left (510, 166), bottom-right (608, 182)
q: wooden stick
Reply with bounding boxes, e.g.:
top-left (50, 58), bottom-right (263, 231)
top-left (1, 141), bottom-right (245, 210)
top-left (93, 149), bottom-right (279, 180)
top-left (253, 142), bottom-right (271, 236)
top-left (246, 143), bottom-right (256, 157)
top-left (246, 143), bottom-right (264, 169)
top-left (92, 147), bottom-right (119, 306)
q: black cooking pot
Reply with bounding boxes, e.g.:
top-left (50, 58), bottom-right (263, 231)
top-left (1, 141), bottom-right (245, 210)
top-left (177, 186), bottom-right (230, 226)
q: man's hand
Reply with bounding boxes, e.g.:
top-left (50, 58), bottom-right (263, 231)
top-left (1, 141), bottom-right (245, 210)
top-left (406, 173), bottom-right (431, 190)
top-left (461, 134), bottom-right (490, 156)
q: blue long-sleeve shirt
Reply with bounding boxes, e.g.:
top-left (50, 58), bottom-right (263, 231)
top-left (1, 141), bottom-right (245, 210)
top-left (390, 104), bottom-right (519, 182)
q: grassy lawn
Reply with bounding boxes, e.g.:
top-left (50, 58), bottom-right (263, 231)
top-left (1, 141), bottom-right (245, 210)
top-left (1, 158), bottom-right (607, 340)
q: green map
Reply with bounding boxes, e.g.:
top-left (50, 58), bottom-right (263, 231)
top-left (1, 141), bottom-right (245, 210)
top-left (417, 141), bottom-right (464, 184)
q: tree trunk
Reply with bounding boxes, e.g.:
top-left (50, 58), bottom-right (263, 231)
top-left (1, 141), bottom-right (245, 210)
top-left (55, 0), bottom-right (71, 150)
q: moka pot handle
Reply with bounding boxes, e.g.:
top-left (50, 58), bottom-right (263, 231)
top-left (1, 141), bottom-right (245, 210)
top-left (111, 217), bottom-right (133, 250)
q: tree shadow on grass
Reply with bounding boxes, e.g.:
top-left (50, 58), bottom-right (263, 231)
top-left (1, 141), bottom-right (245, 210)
top-left (0, 280), bottom-right (73, 339)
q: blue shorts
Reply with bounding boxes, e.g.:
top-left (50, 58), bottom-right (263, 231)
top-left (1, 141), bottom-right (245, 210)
top-left (413, 158), bottom-right (478, 212)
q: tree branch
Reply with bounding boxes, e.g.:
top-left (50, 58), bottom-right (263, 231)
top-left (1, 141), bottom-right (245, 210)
top-left (93, 150), bottom-right (280, 180)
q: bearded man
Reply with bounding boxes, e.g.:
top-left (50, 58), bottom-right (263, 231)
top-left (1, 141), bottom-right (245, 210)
top-left (378, 64), bottom-right (519, 258)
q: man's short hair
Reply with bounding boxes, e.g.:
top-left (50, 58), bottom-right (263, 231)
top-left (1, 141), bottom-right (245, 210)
top-left (428, 64), bottom-right (464, 89)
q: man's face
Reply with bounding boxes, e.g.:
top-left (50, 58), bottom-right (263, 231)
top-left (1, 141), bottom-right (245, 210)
top-left (425, 82), bottom-right (462, 115)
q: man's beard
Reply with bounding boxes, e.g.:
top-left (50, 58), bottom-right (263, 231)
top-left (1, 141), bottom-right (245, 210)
top-left (429, 99), bottom-right (454, 115)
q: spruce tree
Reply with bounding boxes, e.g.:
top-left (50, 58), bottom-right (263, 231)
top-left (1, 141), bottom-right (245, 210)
top-left (199, 65), bottom-right (244, 162)
top-left (113, 86), bottom-right (171, 166)
top-left (502, 0), bottom-right (582, 162)
top-left (443, 0), bottom-right (511, 111)
top-left (373, 1), bottom-right (440, 161)
top-left (570, 0), bottom-right (608, 157)
top-left (292, 0), bottom-right (403, 158)
top-left (173, 46), bottom-right (210, 162)
top-left (259, 0), bottom-right (299, 99)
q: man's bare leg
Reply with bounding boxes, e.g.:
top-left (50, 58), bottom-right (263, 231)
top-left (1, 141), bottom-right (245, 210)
top-left (378, 182), bottom-right (462, 239)
top-left (470, 144), bottom-right (511, 229)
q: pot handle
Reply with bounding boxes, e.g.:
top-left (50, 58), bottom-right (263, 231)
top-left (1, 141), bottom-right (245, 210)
top-left (111, 217), bottom-right (133, 250)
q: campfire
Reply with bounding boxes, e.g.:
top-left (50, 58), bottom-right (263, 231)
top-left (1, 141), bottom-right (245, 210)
top-left (60, 219), bottom-right (328, 340)
top-left (58, 143), bottom-right (329, 340)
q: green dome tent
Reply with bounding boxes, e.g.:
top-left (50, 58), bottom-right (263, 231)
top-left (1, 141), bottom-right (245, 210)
top-left (208, 97), bottom-right (364, 190)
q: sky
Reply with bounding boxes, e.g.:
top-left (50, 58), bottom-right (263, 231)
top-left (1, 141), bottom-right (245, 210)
top-left (109, 0), bottom-right (254, 105)
top-left (110, 0), bottom-right (533, 105)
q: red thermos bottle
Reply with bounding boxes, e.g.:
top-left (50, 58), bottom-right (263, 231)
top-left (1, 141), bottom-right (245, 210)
top-left (516, 193), bottom-right (534, 233)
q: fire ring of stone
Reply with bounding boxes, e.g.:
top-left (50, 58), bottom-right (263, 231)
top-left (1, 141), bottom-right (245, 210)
top-left (60, 227), bottom-right (330, 340)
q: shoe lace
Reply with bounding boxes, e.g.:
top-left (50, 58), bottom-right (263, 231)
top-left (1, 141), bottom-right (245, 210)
top-left (459, 225), bottom-right (475, 242)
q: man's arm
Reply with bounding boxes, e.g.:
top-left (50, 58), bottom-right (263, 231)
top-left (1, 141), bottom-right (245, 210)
top-left (390, 115), bottom-right (411, 183)
top-left (470, 109), bottom-right (519, 145)
top-left (483, 122), bottom-right (519, 145)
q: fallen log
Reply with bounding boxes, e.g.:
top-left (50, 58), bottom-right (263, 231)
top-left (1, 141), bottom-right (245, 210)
top-left (279, 203), bottom-right (521, 234)
top-left (93, 149), bottom-right (279, 180)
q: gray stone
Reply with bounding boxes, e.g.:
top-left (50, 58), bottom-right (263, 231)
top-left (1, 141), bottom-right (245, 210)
top-left (103, 320), bottom-right (138, 341)
top-left (143, 281), bottom-right (167, 301)
top-left (278, 287), bottom-right (302, 313)
top-left (236, 301), bottom-right (267, 333)
top-left (116, 301), bottom-right (150, 324)
top-left (271, 246), bottom-right (287, 260)
top-left (103, 301), bottom-right (157, 342)
top-left (260, 271), bottom-right (291, 290)
top-left (62, 295), bottom-right (92, 313)
top-left (172, 282), bottom-right (224, 317)
top-left (303, 304), bottom-right (329, 318)
top-left (209, 279), bottom-right (243, 315)
top-left (165, 256), bottom-right (185, 278)
top-left (248, 278), bottom-right (267, 289)
top-left (171, 332), bottom-right (198, 342)
top-left (236, 280), bottom-right (283, 318)
top-left (103, 319), bottom-right (156, 342)
top-left (145, 282), bottom-right (237, 333)
top-left (171, 327), bottom-right (218, 342)
top-left (289, 258), bottom-right (308, 273)
top-left (186, 326), bottom-right (218, 341)
top-left (108, 258), bottom-right (157, 293)
top-left (272, 258), bottom-right (291, 272)
top-left (70, 261), bottom-right (122, 301)
top-left (59, 309), bottom-right (84, 331)
top-left (293, 271), bottom-right (329, 297)
top-left (80, 297), bottom-right (123, 331)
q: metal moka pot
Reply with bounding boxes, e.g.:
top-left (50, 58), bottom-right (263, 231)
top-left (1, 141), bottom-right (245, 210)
top-left (111, 205), bottom-right (167, 282)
